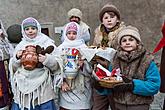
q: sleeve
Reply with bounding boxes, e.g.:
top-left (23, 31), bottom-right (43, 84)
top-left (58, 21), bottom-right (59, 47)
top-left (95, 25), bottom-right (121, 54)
top-left (133, 61), bottom-right (161, 96)
top-left (92, 28), bottom-right (98, 46)
top-left (81, 29), bottom-right (90, 43)
top-left (79, 60), bottom-right (92, 76)
top-left (42, 53), bottom-right (59, 72)
top-left (10, 44), bottom-right (22, 68)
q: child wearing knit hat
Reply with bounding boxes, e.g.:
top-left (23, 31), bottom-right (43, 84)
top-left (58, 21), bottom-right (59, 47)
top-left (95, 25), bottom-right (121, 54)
top-left (92, 4), bottom-right (126, 110)
top-left (111, 26), bottom-right (160, 110)
top-left (55, 22), bottom-right (92, 110)
top-left (93, 4), bottom-right (125, 49)
top-left (61, 8), bottom-right (91, 45)
top-left (9, 17), bottom-right (58, 110)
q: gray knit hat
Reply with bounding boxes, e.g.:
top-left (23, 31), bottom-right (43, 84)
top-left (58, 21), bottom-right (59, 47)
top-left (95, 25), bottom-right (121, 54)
top-left (117, 26), bottom-right (141, 44)
top-left (23, 17), bottom-right (37, 30)
top-left (99, 4), bottom-right (120, 22)
top-left (68, 8), bottom-right (82, 20)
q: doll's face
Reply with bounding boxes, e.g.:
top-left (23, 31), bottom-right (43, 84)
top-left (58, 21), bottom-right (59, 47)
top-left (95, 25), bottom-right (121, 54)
top-left (24, 26), bottom-right (38, 39)
top-left (102, 12), bottom-right (119, 29)
top-left (120, 35), bottom-right (138, 52)
top-left (66, 31), bottom-right (77, 40)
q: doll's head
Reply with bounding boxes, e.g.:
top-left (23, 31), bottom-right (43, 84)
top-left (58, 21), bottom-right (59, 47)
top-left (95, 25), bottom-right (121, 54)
top-left (22, 17), bottom-right (38, 39)
top-left (99, 4), bottom-right (120, 29)
top-left (117, 26), bottom-right (142, 52)
top-left (68, 8), bottom-right (82, 24)
top-left (65, 22), bottom-right (78, 41)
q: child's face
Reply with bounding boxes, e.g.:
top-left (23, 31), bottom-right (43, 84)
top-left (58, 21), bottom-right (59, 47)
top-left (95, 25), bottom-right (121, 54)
top-left (120, 35), bottom-right (138, 52)
top-left (102, 12), bottom-right (119, 29)
top-left (24, 26), bottom-right (38, 39)
top-left (70, 16), bottom-right (80, 24)
top-left (66, 31), bottom-right (77, 40)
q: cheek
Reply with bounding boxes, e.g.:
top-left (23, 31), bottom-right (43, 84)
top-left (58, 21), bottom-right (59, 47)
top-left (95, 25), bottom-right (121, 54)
top-left (102, 19), bottom-right (108, 24)
top-left (111, 19), bottom-right (118, 25)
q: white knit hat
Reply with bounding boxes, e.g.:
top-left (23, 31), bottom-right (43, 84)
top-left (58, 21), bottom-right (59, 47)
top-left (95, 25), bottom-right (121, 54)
top-left (68, 8), bottom-right (82, 20)
top-left (117, 26), bottom-right (141, 44)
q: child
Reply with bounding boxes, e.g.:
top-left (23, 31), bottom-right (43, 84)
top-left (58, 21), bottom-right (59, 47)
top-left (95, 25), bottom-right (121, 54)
top-left (9, 17), bottom-right (58, 110)
top-left (92, 4), bottom-right (125, 110)
top-left (0, 20), bottom-right (14, 110)
top-left (93, 4), bottom-right (125, 49)
top-left (112, 26), bottom-right (160, 110)
top-left (55, 22), bottom-right (92, 110)
top-left (61, 8), bottom-right (91, 45)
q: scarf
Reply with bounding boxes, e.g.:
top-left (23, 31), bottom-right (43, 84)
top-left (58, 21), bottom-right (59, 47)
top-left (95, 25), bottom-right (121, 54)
top-left (100, 22), bottom-right (120, 47)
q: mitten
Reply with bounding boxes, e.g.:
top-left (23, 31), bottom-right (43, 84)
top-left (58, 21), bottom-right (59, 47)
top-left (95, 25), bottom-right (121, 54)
top-left (121, 75), bottom-right (132, 83)
top-left (36, 45), bottom-right (54, 68)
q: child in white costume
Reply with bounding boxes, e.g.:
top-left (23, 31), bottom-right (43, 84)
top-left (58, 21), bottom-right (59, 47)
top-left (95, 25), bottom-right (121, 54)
top-left (9, 17), bottom-right (58, 110)
top-left (55, 22), bottom-right (92, 110)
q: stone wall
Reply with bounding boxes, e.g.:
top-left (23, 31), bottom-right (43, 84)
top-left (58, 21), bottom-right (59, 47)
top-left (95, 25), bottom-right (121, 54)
top-left (0, 0), bottom-right (165, 51)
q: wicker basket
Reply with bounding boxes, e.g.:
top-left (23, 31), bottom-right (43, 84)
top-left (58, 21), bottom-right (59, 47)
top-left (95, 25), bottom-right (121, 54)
top-left (99, 79), bottom-right (123, 88)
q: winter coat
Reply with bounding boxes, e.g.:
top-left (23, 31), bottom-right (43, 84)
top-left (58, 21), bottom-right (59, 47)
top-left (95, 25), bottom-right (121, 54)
top-left (93, 22), bottom-right (125, 49)
top-left (112, 46), bottom-right (160, 105)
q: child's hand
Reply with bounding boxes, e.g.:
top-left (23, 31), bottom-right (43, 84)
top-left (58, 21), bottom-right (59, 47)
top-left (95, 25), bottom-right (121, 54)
top-left (16, 50), bottom-right (24, 59)
top-left (38, 54), bottom-right (46, 63)
top-left (61, 82), bottom-right (71, 92)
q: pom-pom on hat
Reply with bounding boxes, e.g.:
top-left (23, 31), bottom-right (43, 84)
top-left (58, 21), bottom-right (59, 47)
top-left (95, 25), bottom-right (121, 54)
top-left (68, 8), bottom-right (82, 20)
top-left (66, 22), bottom-right (78, 34)
top-left (99, 4), bottom-right (120, 22)
top-left (117, 26), bottom-right (141, 45)
top-left (23, 17), bottom-right (37, 30)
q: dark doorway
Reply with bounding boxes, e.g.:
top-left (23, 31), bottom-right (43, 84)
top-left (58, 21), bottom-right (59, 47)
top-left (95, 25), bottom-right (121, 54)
top-left (41, 28), bottom-right (49, 36)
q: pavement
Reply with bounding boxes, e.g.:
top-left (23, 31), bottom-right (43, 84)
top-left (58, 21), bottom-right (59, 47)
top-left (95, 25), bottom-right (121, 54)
top-left (150, 92), bottom-right (164, 110)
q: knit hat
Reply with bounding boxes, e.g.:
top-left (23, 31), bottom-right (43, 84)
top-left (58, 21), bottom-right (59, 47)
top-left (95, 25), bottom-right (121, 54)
top-left (68, 8), bottom-right (82, 20)
top-left (99, 4), bottom-right (120, 22)
top-left (117, 26), bottom-right (141, 45)
top-left (7, 24), bottom-right (22, 43)
top-left (66, 22), bottom-right (78, 34)
top-left (23, 17), bottom-right (38, 30)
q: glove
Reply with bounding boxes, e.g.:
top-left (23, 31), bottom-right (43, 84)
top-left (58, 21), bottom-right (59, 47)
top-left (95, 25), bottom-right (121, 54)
top-left (121, 75), bottom-right (132, 83)
top-left (113, 81), bottom-right (134, 93)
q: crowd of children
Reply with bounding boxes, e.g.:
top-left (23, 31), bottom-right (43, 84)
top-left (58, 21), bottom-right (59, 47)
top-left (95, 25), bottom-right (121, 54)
top-left (0, 3), bottom-right (161, 110)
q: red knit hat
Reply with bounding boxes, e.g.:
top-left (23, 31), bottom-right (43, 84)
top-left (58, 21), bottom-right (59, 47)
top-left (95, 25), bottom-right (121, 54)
top-left (66, 22), bottom-right (78, 34)
top-left (99, 4), bottom-right (120, 22)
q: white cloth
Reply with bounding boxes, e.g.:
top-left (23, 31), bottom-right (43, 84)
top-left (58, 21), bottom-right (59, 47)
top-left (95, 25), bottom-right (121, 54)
top-left (79, 47), bottom-right (117, 63)
top-left (61, 21), bottom-right (90, 43)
